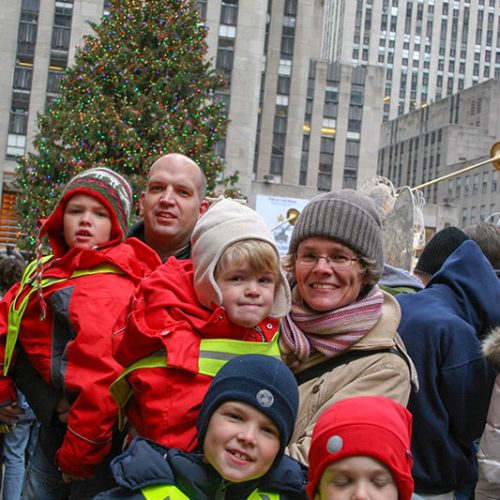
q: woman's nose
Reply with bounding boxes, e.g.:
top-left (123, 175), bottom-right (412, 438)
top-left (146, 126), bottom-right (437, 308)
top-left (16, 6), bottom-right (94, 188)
top-left (312, 257), bottom-right (334, 273)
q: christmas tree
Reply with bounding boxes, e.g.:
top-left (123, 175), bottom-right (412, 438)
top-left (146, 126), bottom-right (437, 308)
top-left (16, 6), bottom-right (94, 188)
top-left (16, 0), bottom-right (237, 249)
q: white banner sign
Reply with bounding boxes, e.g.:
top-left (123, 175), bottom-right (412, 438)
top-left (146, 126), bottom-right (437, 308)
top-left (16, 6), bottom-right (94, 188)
top-left (255, 194), bottom-right (310, 256)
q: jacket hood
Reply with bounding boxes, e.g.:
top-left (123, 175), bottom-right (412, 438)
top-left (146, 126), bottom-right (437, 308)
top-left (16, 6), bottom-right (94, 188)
top-left (380, 263), bottom-right (424, 290)
top-left (39, 188), bottom-right (124, 258)
top-left (482, 326), bottom-right (500, 368)
top-left (426, 240), bottom-right (500, 336)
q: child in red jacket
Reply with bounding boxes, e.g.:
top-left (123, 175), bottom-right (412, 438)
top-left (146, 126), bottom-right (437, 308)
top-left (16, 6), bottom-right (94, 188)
top-left (112, 198), bottom-right (291, 451)
top-left (0, 168), bottom-right (160, 499)
top-left (307, 396), bottom-right (414, 500)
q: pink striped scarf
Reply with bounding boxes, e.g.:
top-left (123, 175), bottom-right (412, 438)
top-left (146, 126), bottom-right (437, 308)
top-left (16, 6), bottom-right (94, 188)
top-left (279, 285), bottom-right (384, 369)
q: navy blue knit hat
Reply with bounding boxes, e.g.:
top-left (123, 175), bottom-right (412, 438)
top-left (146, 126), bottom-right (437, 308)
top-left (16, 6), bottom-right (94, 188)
top-left (414, 226), bottom-right (469, 277)
top-left (196, 354), bottom-right (299, 460)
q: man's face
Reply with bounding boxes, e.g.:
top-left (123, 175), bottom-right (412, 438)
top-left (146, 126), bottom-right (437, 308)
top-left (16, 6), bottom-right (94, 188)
top-left (140, 156), bottom-right (208, 259)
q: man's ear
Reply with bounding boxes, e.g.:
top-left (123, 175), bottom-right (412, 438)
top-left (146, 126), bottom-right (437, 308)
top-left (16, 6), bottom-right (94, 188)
top-left (139, 192), bottom-right (145, 217)
top-left (198, 199), bottom-right (209, 217)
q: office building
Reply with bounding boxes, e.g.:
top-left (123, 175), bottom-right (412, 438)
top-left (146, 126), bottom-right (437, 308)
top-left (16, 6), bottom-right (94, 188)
top-left (324, 0), bottom-right (500, 120)
top-left (378, 77), bottom-right (500, 230)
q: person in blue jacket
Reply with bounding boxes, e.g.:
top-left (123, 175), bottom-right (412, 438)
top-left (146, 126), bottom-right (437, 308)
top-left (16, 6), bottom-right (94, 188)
top-left (96, 354), bottom-right (307, 499)
top-left (397, 240), bottom-right (500, 499)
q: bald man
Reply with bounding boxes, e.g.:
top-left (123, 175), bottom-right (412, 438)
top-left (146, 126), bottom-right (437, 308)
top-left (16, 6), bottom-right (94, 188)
top-left (130, 153), bottom-right (209, 262)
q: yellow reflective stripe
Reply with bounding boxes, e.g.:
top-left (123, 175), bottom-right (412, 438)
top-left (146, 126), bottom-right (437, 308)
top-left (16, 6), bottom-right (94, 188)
top-left (110, 352), bottom-right (167, 431)
top-left (247, 490), bottom-right (280, 500)
top-left (141, 484), bottom-right (277, 499)
top-left (110, 332), bottom-right (280, 430)
top-left (198, 333), bottom-right (280, 377)
top-left (4, 255), bottom-right (54, 375)
top-left (4, 259), bottom-right (123, 375)
top-left (141, 483), bottom-right (189, 500)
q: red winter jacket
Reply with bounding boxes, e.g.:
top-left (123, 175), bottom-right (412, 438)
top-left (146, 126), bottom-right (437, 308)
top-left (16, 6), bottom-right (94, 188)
top-left (112, 257), bottom-right (279, 451)
top-left (0, 238), bottom-right (160, 478)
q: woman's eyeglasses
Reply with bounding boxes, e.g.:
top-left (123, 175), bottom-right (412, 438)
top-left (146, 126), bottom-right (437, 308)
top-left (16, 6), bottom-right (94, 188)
top-left (296, 252), bottom-right (359, 269)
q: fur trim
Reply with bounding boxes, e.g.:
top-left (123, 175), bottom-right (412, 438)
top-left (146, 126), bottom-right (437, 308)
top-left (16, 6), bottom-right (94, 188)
top-left (482, 326), bottom-right (500, 367)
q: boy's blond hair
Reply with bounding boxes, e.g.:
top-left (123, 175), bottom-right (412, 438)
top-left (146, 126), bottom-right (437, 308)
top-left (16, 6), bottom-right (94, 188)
top-left (215, 240), bottom-right (281, 286)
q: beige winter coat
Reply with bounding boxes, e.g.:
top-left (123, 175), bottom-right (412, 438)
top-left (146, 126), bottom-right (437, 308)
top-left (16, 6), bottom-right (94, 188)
top-left (286, 290), bottom-right (418, 465)
top-left (476, 326), bottom-right (500, 500)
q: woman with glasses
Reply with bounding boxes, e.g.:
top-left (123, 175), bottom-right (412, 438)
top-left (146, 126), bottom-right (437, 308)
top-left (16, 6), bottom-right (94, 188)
top-left (279, 189), bottom-right (417, 465)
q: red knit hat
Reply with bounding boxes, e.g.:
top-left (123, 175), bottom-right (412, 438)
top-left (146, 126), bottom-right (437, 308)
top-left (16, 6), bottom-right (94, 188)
top-left (307, 396), bottom-right (414, 500)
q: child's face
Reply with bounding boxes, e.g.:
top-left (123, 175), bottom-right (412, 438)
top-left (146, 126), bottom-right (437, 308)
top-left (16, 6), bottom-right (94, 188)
top-left (63, 194), bottom-right (112, 250)
top-left (314, 456), bottom-right (398, 500)
top-left (216, 264), bottom-right (275, 328)
top-left (203, 401), bottom-right (280, 483)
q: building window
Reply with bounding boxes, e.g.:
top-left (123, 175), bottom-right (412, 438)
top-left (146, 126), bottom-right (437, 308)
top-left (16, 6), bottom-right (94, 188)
top-left (348, 105), bottom-right (362, 132)
top-left (345, 139), bottom-right (360, 171)
top-left (482, 171), bottom-right (488, 193)
top-left (271, 115), bottom-right (287, 175)
top-left (461, 207), bottom-right (468, 227)
top-left (281, 28), bottom-right (295, 59)
top-left (214, 138), bottom-right (226, 159)
top-left (343, 169), bottom-right (357, 189)
top-left (480, 205), bottom-right (486, 221)
top-left (318, 137), bottom-right (334, 192)
top-left (220, 0), bottom-right (238, 25)
top-left (47, 70), bottom-right (64, 94)
top-left (284, 0), bottom-right (298, 16)
top-left (278, 59), bottom-right (292, 76)
top-left (51, 0), bottom-right (72, 66)
top-left (8, 110), bottom-right (28, 135)
top-left (473, 173), bottom-right (479, 195)
top-left (470, 206), bottom-right (476, 224)
top-left (350, 85), bottom-right (364, 106)
top-left (195, 0), bottom-right (207, 19)
top-left (214, 91), bottom-right (231, 115)
top-left (13, 67), bottom-right (33, 90)
top-left (17, 0), bottom-right (40, 63)
top-left (7, 134), bottom-right (26, 158)
top-left (216, 41), bottom-right (234, 77)
top-left (300, 134), bottom-right (309, 186)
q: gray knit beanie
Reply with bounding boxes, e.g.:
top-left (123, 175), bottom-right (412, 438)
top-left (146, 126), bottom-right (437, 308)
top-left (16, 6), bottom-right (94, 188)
top-left (191, 199), bottom-right (291, 318)
top-left (289, 189), bottom-right (384, 276)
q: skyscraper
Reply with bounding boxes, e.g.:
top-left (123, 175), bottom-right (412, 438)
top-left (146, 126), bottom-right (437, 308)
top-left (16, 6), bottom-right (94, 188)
top-left (323, 0), bottom-right (500, 120)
